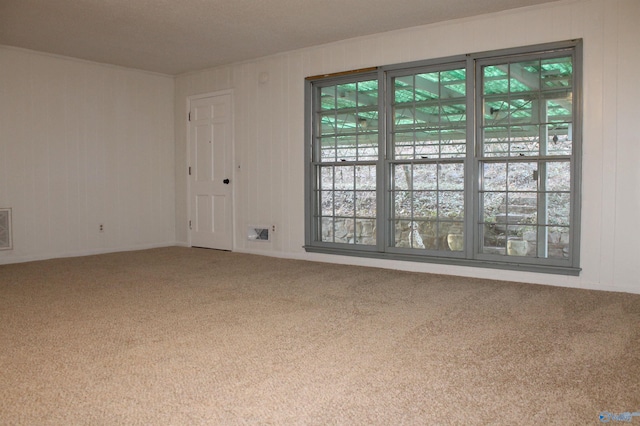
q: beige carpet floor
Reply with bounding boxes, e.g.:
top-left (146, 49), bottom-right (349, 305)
top-left (1, 247), bottom-right (639, 425)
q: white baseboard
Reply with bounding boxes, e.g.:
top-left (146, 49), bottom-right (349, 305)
top-left (0, 242), bottom-right (181, 265)
top-left (232, 247), bottom-right (640, 295)
top-left (3, 244), bottom-right (638, 295)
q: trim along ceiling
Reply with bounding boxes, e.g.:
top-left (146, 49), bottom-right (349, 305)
top-left (0, 0), bottom-right (561, 75)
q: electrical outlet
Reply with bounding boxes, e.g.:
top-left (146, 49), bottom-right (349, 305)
top-left (272, 225), bottom-right (276, 232)
top-left (99, 224), bottom-right (104, 233)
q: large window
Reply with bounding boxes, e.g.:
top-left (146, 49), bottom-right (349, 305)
top-left (388, 64), bottom-right (468, 255)
top-left (315, 76), bottom-right (380, 246)
top-left (305, 41), bottom-right (582, 275)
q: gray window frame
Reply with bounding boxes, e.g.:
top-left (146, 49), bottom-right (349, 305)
top-left (304, 40), bottom-right (582, 275)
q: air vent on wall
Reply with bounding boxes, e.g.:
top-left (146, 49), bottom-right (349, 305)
top-left (247, 226), bottom-right (270, 242)
top-left (0, 208), bottom-right (12, 250)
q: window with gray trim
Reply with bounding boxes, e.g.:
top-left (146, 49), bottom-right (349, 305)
top-left (305, 41), bottom-right (581, 275)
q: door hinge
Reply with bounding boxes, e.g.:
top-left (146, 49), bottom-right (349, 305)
top-left (189, 220), bottom-right (192, 230)
top-left (188, 111), bottom-right (191, 121)
top-left (188, 166), bottom-right (191, 176)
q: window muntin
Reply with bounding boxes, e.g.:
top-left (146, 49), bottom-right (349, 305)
top-left (306, 42), bottom-right (580, 274)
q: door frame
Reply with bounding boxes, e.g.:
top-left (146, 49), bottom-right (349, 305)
top-left (186, 89), bottom-right (236, 250)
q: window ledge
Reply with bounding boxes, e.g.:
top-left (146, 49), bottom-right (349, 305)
top-left (303, 245), bottom-right (581, 276)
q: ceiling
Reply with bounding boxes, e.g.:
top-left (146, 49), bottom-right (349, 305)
top-left (0, 0), bottom-right (561, 76)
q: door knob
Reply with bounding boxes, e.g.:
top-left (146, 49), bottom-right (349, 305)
top-left (223, 178), bottom-right (230, 184)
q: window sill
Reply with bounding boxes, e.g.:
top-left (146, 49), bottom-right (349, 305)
top-left (303, 245), bottom-right (581, 276)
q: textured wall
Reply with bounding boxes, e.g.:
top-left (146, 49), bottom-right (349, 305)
top-left (0, 47), bottom-right (176, 263)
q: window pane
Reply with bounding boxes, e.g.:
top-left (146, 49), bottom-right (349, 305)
top-left (394, 220), bottom-right (411, 248)
top-left (334, 166), bottom-right (354, 189)
top-left (357, 80), bottom-right (379, 107)
top-left (440, 68), bottom-right (466, 96)
top-left (357, 112), bottom-right (378, 133)
top-left (320, 190), bottom-right (334, 216)
top-left (357, 134), bottom-right (378, 161)
top-left (415, 73), bottom-right (440, 100)
top-left (412, 191), bottom-right (437, 219)
top-left (481, 54), bottom-right (574, 162)
top-left (546, 161), bottom-right (570, 191)
top-left (317, 78), bottom-right (379, 164)
top-left (417, 104), bottom-right (440, 127)
top-left (412, 164), bottom-right (438, 190)
top-left (395, 105), bottom-right (414, 127)
top-left (392, 66), bottom-right (466, 161)
top-left (320, 217), bottom-right (336, 243)
top-left (336, 113), bottom-right (357, 135)
top-left (541, 57), bottom-right (572, 90)
top-left (509, 60), bottom-right (540, 94)
top-left (355, 190), bottom-right (376, 218)
top-left (336, 83), bottom-right (358, 109)
top-left (394, 76), bottom-right (414, 103)
top-left (320, 115), bottom-right (336, 137)
top-left (393, 132), bottom-right (415, 160)
top-left (320, 86), bottom-right (336, 110)
top-left (357, 219), bottom-right (376, 245)
top-left (330, 218), bottom-right (353, 243)
top-left (545, 97), bottom-right (572, 123)
top-left (482, 191), bottom-right (506, 223)
top-left (440, 191), bottom-right (464, 220)
top-left (316, 156), bottom-right (377, 246)
top-left (482, 126), bottom-right (509, 156)
top-left (446, 225), bottom-right (464, 251)
top-left (510, 125), bottom-right (540, 156)
top-left (335, 190), bottom-right (354, 217)
top-left (314, 162), bottom-right (377, 246)
top-left (442, 102), bottom-right (466, 125)
top-left (355, 165), bottom-right (376, 190)
top-left (507, 97), bottom-right (538, 124)
top-left (484, 100), bottom-right (507, 126)
top-left (481, 222), bottom-right (505, 255)
top-left (393, 165), bottom-right (410, 190)
top-left (394, 191), bottom-right (412, 218)
top-left (484, 65), bottom-right (508, 94)
top-left (545, 123), bottom-right (572, 156)
top-left (482, 163), bottom-right (506, 191)
top-left (391, 157), bottom-right (465, 251)
top-left (320, 141), bottom-right (336, 162)
top-left (547, 226), bottom-right (570, 259)
top-left (508, 162), bottom-right (538, 192)
top-left (506, 237), bottom-right (531, 257)
top-left (420, 221), bottom-right (439, 250)
top-left (320, 166), bottom-right (334, 189)
top-left (547, 192), bottom-right (570, 225)
top-left (439, 163), bottom-right (464, 190)
top-left (396, 220), bottom-right (451, 250)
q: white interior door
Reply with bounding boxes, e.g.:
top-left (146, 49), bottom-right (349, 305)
top-left (188, 93), bottom-right (233, 250)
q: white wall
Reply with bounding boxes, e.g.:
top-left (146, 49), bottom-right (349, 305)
top-left (175, 0), bottom-right (640, 294)
top-left (0, 47), bottom-right (176, 263)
